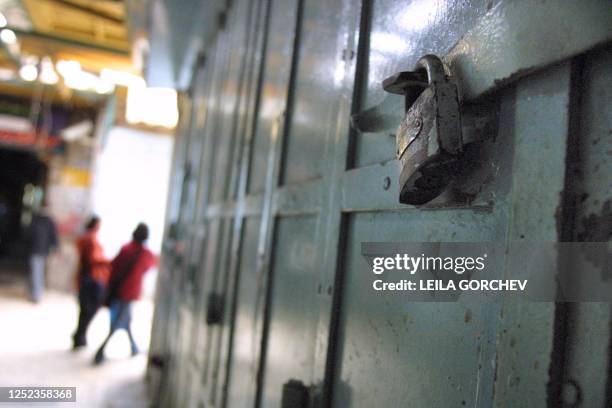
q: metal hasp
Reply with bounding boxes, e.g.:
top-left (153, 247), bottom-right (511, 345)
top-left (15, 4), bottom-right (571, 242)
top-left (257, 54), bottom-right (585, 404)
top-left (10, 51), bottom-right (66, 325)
top-left (383, 55), bottom-right (463, 205)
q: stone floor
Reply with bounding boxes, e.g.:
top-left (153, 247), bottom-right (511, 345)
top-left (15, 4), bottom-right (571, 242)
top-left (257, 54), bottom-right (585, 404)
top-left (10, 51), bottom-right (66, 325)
top-left (0, 269), bottom-right (153, 407)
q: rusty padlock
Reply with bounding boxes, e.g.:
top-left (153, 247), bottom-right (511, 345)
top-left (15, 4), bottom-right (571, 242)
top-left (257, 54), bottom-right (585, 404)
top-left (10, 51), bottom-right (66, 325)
top-left (383, 55), bottom-right (463, 205)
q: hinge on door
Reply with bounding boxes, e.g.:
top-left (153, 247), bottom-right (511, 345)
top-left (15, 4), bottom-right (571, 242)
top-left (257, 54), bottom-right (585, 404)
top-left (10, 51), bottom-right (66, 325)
top-left (206, 292), bottom-right (224, 325)
top-left (281, 379), bottom-right (308, 408)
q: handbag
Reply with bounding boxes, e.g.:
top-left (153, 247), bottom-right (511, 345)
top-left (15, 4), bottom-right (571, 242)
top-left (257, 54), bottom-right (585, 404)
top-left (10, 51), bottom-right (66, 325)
top-left (103, 246), bottom-right (143, 307)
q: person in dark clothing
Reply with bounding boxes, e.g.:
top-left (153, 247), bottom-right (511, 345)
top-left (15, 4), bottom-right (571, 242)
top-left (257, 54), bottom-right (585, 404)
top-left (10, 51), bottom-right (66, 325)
top-left (94, 223), bottom-right (156, 364)
top-left (26, 206), bottom-right (58, 303)
top-left (72, 216), bottom-right (110, 349)
top-left (28, 206), bottom-right (57, 303)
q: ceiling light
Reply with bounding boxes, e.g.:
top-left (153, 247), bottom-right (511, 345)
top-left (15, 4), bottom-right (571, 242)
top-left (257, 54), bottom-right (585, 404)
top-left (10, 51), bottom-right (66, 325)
top-left (0, 28), bottom-right (17, 44)
top-left (56, 59), bottom-right (81, 76)
top-left (64, 71), bottom-right (96, 91)
top-left (0, 13), bottom-right (7, 28)
top-left (55, 59), bottom-right (116, 94)
top-left (40, 57), bottom-right (59, 85)
top-left (19, 64), bottom-right (37, 81)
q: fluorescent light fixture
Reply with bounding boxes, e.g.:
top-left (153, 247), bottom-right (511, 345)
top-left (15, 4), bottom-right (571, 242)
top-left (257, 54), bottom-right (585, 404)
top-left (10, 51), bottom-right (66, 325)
top-left (126, 87), bottom-right (178, 128)
top-left (56, 59), bottom-right (113, 93)
top-left (56, 59), bottom-right (81, 76)
top-left (55, 60), bottom-right (81, 77)
top-left (64, 70), bottom-right (98, 91)
top-left (100, 68), bottom-right (145, 87)
top-left (0, 28), bottom-right (17, 44)
top-left (19, 64), bottom-right (37, 81)
top-left (0, 12), bottom-right (7, 28)
top-left (95, 79), bottom-right (115, 94)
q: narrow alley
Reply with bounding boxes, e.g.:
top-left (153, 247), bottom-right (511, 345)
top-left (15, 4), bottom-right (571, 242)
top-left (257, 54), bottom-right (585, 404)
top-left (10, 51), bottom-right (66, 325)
top-left (0, 264), bottom-right (152, 407)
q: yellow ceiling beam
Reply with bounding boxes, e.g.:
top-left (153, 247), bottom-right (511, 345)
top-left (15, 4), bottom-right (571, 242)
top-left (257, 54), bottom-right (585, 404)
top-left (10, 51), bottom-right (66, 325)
top-left (22, 0), bottom-right (130, 53)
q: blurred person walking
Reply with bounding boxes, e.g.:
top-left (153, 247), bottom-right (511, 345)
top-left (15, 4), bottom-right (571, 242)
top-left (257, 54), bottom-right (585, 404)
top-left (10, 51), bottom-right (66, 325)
top-left (94, 223), bottom-right (156, 364)
top-left (26, 205), bottom-right (58, 303)
top-left (72, 216), bottom-right (110, 349)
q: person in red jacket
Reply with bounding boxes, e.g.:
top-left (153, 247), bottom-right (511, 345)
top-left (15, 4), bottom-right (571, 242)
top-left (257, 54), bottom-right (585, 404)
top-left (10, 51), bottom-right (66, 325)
top-left (73, 216), bottom-right (110, 349)
top-left (94, 223), bottom-right (156, 364)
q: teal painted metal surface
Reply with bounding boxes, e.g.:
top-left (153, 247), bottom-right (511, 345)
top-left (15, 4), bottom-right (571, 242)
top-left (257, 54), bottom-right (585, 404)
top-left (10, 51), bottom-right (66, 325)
top-left (147, 0), bottom-right (612, 407)
top-left (261, 216), bottom-right (319, 407)
top-left (555, 48), bottom-right (612, 408)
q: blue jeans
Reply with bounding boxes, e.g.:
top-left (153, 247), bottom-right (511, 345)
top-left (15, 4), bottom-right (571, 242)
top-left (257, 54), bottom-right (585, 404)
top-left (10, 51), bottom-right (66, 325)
top-left (109, 300), bottom-right (133, 331)
top-left (29, 255), bottom-right (45, 303)
top-left (95, 300), bottom-right (139, 359)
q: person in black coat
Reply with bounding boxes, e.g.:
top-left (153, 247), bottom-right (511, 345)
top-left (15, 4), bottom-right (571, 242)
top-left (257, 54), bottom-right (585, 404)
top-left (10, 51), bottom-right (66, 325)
top-left (27, 205), bottom-right (58, 303)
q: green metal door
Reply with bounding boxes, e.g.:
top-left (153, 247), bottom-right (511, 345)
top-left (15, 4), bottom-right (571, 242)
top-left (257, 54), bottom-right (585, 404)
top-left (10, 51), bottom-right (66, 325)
top-left (149, 0), bottom-right (612, 407)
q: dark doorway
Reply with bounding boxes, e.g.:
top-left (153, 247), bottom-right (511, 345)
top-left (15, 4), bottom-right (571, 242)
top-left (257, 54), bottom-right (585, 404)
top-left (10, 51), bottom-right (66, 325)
top-left (0, 148), bottom-right (47, 259)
